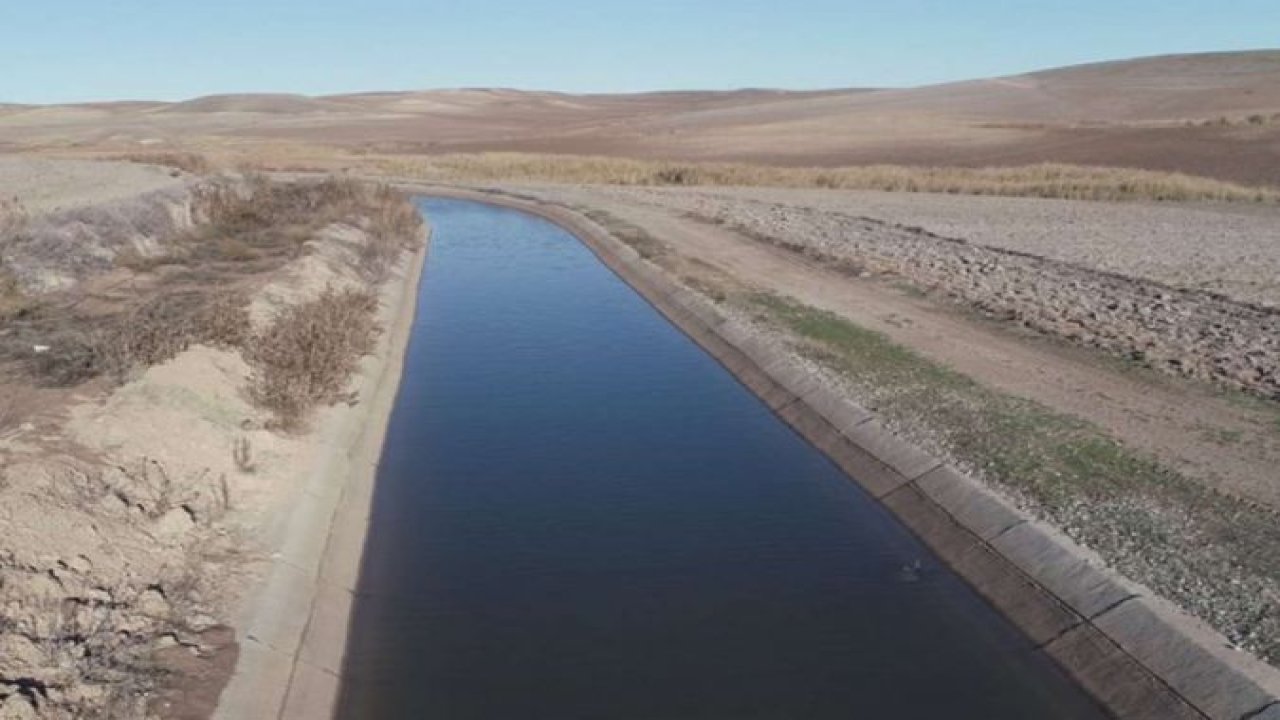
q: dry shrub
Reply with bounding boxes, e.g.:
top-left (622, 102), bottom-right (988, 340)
top-left (0, 261), bottom-right (26, 322)
top-left (4, 175), bottom-right (417, 391)
top-left (112, 245), bottom-right (179, 273)
top-left (192, 174), bottom-right (419, 283)
top-left (246, 287), bottom-right (380, 430)
top-left (359, 184), bottom-right (424, 282)
top-left (376, 152), bottom-right (1280, 204)
top-left (91, 291), bottom-right (250, 382)
top-left (121, 152), bottom-right (213, 176)
top-left (15, 291), bottom-right (250, 386)
top-left (191, 175), bottom-right (420, 281)
top-left (199, 175), bottom-right (364, 233)
top-left (0, 198), bottom-right (29, 319)
top-left (0, 196), bottom-right (28, 237)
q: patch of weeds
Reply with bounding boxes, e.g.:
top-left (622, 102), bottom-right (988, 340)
top-left (582, 209), bottom-right (669, 263)
top-left (678, 258), bottom-right (735, 304)
top-left (120, 151), bottom-right (213, 176)
top-left (1216, 386), bottom-right (1280, 437)
top-left (7, 291), bottom-right (250, 387)
top-left (0, 260), bottom-right (29, 322)
top-left (245, 287), bottom-right (380, 431)
top-left (746, 291), bottom-right (1280, 663)
top-left (1198, 424), bottom-right (1245, 446)
top-left (892, 281), bottom-right (929, 299)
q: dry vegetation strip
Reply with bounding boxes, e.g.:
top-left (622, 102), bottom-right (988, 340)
top-left (118, 151), bottom-right (214, 175)
top-left (747, 292), bottom-right (1280, 665)
top-left (370, 152), bottom-right (1280, 203)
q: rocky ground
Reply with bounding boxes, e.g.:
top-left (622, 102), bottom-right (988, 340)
top-left (529, 185), bottom-right (1280, 401)
top-left (669, 187), bottom-right (1280, 307)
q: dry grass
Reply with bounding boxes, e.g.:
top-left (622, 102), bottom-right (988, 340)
top-left (192, 175), bottom-right (421, 263)
top-left (0, 198), bottom-right (30, 320)
top-left (373, 152), bottom-right (1280, 203)
top-left (92, 291), bottom-right (250, 382)
top-left (7, 290), bottom-right (251, 386)
top-left (0, 262), bottom-right (25, 322)
top-left (1, 174), bottom-right (418, 396)
top-left (245, 287), bottom-right (380, 430)
top-left (359, 183), bottom-right (424, 282)
top-left (0, 385), bottom-right (37, 435)
top-left (119, 152), bottom-right (214, 176)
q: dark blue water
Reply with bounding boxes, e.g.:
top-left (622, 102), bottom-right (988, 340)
top-left (336, 198), bottom-right (1106, 719)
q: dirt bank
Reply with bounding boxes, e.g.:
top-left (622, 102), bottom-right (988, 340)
top-left (0, 163), bottom-right (424, 719)
top-left (212, 221), bottom-right (427, 720)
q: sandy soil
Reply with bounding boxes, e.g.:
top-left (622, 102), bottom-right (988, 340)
top-left (0, 157), bottom-right (186, 215)
top-left (502, 183), bottom-right (1280, 512)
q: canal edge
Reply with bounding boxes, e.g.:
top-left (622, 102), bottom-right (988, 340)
top-left (211, 223), bottom-right (432, 720)
top-left (418, 185), bottom-right (1280, 720)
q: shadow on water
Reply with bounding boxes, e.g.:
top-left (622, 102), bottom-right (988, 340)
top-left (336, 198), bottom-right (1108, 719)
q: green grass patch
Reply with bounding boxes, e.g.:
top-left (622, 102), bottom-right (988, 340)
top-left (581, 209), bottom-right (669, 262)
top-left (747, 292), bottom-right (1280, 662)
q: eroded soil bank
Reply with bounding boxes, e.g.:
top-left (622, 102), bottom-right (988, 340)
top-left (0, 163), bottom-right (423, 719)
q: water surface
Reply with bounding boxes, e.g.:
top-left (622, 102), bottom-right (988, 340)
top-left (337, 198), bottom-right (1106, 719)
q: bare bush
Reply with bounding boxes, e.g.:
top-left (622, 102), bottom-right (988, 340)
top-left (246, 287), bottom-right (380, 430)
top-left (359, 184), bottom-right (423, 283)
top-left (232, 436), bottom-right (255, 474)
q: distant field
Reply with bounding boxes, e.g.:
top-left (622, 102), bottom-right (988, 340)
top-left (3, 50), bottom-right (1279, 186)
top-left (369, 153), bottom-right (1280, 203)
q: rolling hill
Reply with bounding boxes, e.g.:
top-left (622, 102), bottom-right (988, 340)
top-left (2, 50), bottom-right (1277, 184)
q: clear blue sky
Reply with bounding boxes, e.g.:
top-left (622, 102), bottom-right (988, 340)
top-left (2, 0), bottom-right (1277, 103)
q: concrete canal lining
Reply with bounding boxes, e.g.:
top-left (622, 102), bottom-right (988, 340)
top-left (213, 232), bottom-right (430, 720)
top-left (403, 185), bottom-right (1280, 720)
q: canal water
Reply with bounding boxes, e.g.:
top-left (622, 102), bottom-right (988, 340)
top-left (336, 198), bottom-right (1106, 719)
